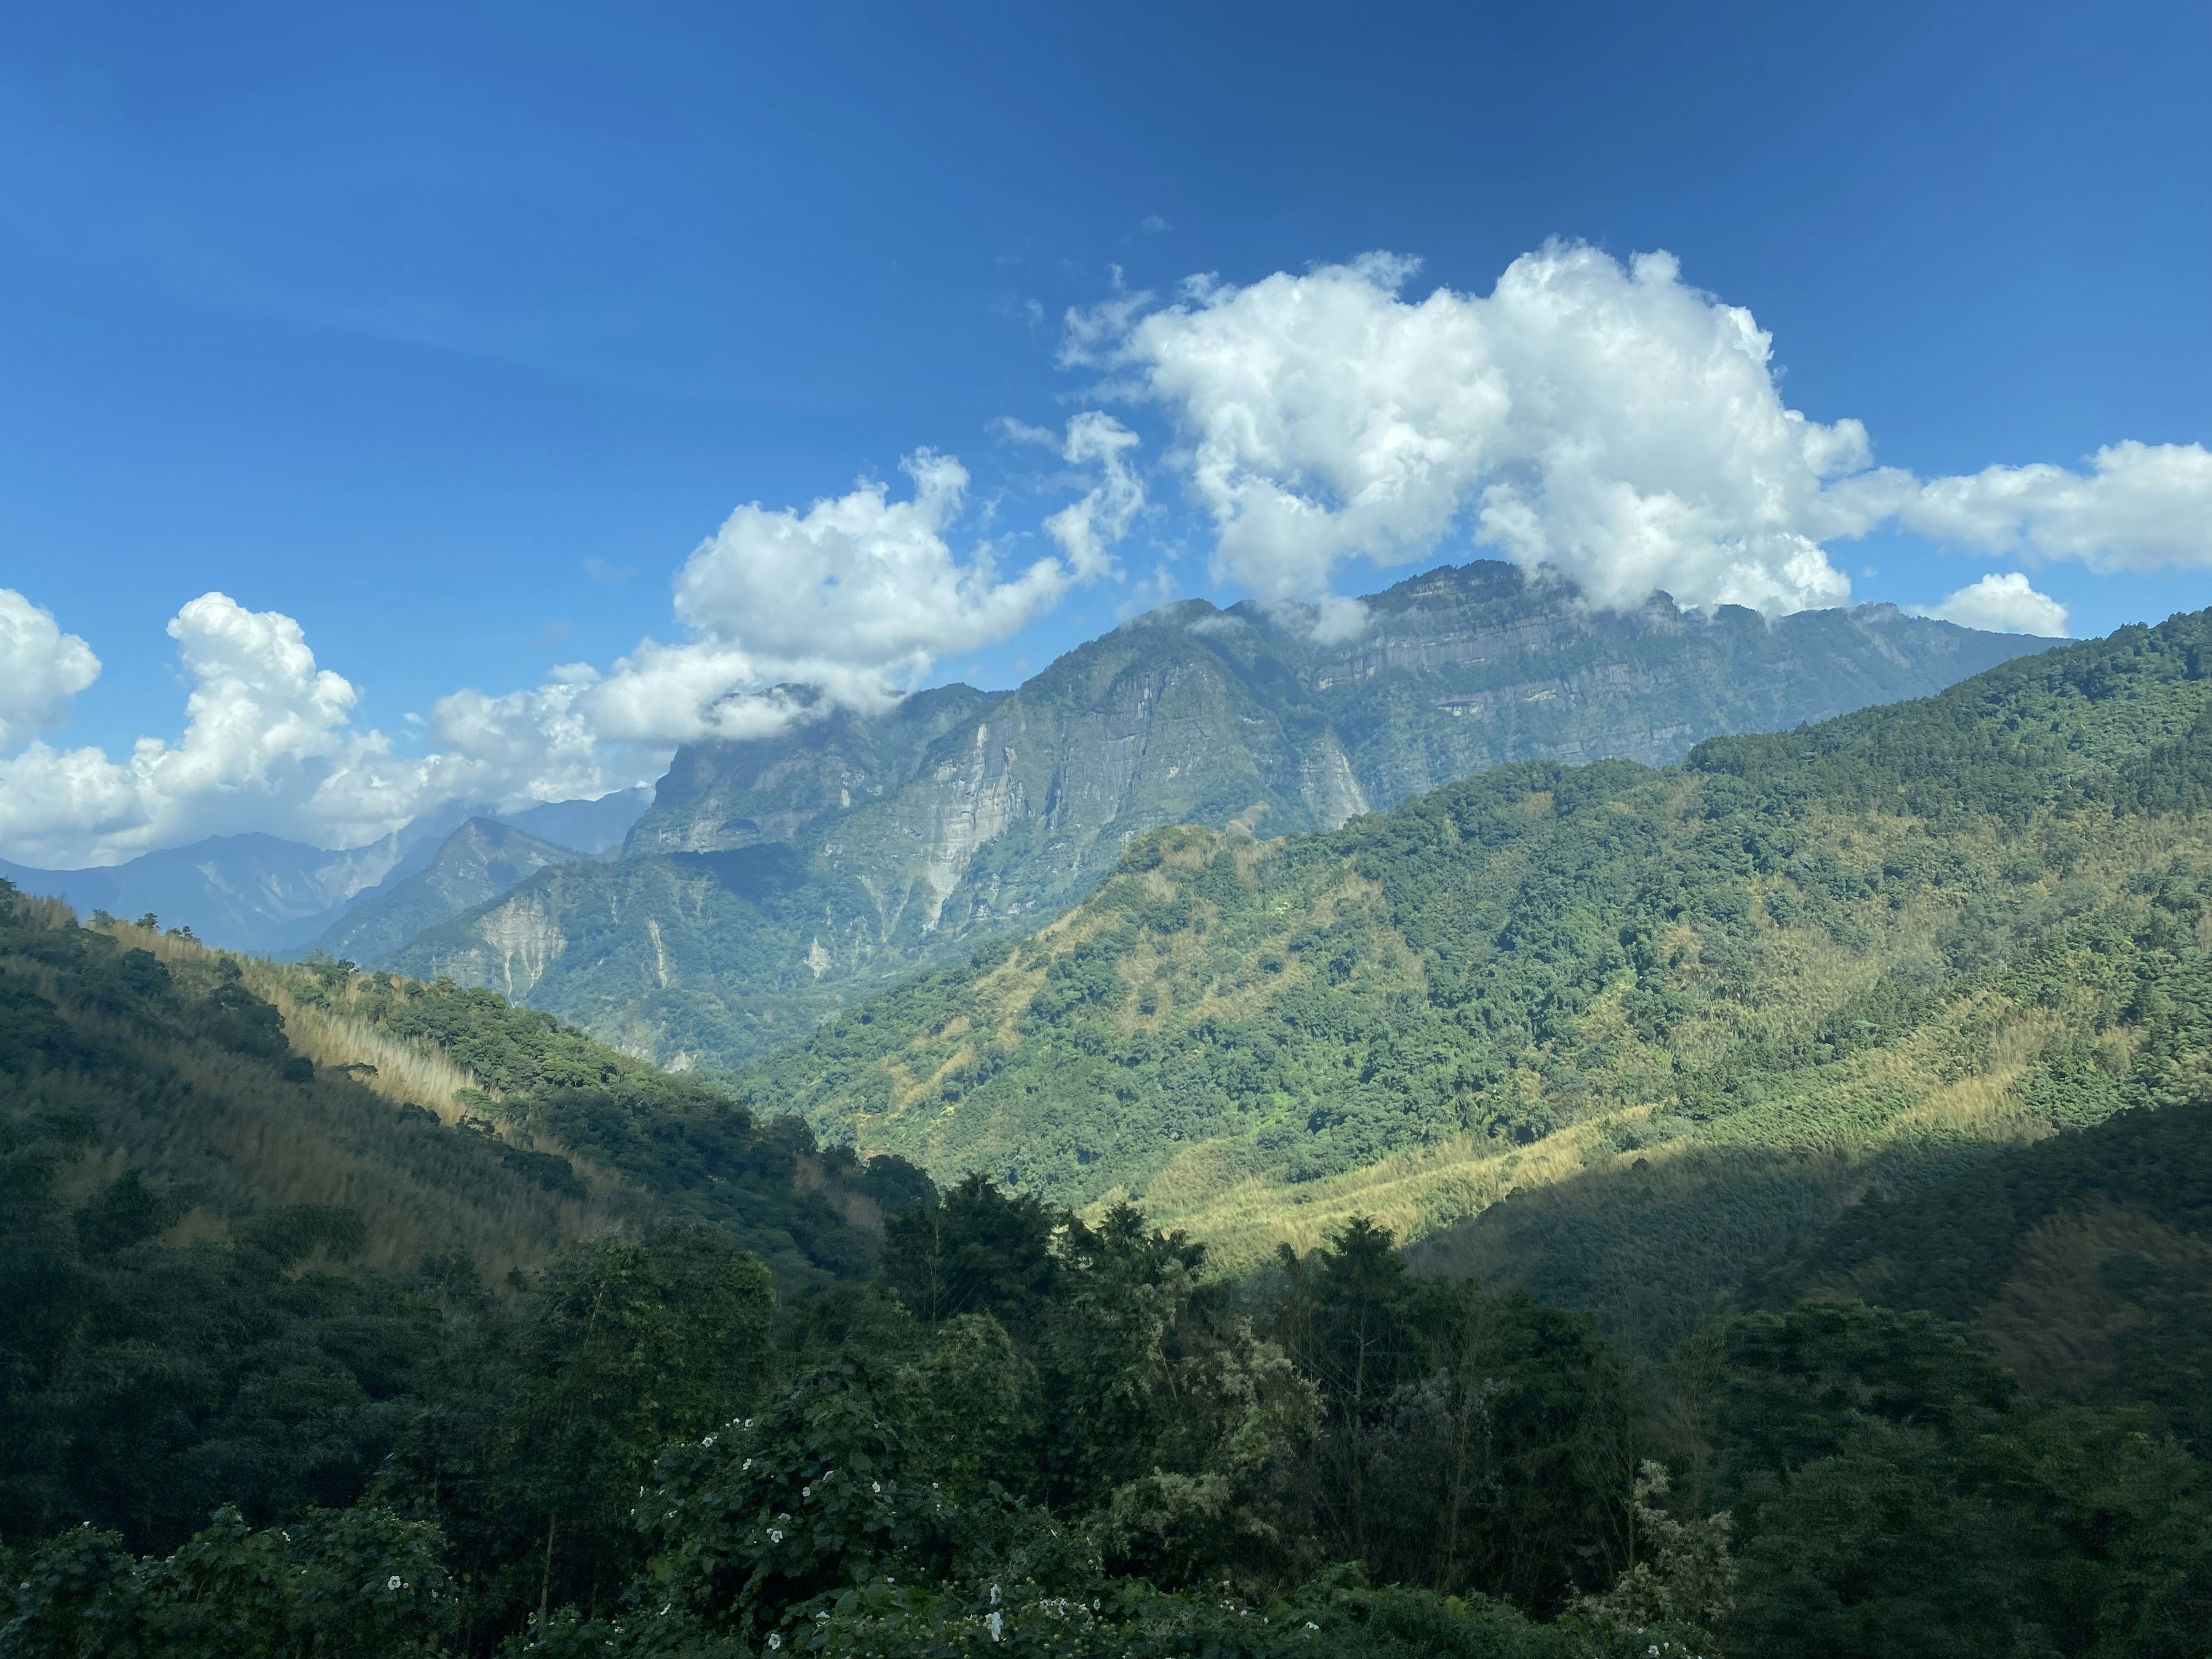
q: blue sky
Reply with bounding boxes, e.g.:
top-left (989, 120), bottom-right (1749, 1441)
top-left (1, 0), bottom-right (2207, 861)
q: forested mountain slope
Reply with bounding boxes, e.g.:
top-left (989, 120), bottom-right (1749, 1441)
top-left (389, 562), bottom-right (2046, 1067)
top-left (0, 880), bottom-right (925, 1558)
top-left (10, 840), bottom-right (2212, 1654)
top-left (741, 607), bottom-right (2212, 1329)
top-left (0, 887), bottom-right (634, 1552)
top-left (0, 892), bottom-right (628, 1281)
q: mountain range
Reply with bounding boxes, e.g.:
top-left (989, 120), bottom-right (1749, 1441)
top-left (302, 817), bottom-right (590, 966)
top-left (0, 786), bottom-right (652, 956)
top-left (384, 561), bottom-right (2052, 1066)
top-left (734, 603), bottom-right (2212, 1349)
top-left (9, 600), bottom-right (2212, 1656)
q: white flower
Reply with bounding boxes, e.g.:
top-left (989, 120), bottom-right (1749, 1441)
top-left (387, 1576), bottom-right (402, 1590)
top-left (743, 1458), bottom-right (753, 1471)
top-left (702, 1434), bottom-right (715, 1446)
top-left (767, 1636), bottom-right (781, 1651)
top-left (802, 1485), bottom-right (811, 1498)
top-left (987, 1610), bottom-right (1004, 1642)
top-left (872, 1481), bottom-right (881, 1493)
top-left (768, 1528), bottom-right (785, 1543)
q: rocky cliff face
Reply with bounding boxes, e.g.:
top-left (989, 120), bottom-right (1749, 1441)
top-left (305, 817), bottom-right (586, 967)
top-left (389, 562), bottom-right (2054, 1066)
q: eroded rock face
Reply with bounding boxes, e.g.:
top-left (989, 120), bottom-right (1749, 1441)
top-left (626, 683), bottom-right (1003, 856)
top-left (422, 886), bottom-right (569, 1000)
top-left (391, 561), bottom-right (2054, 1066)
top-left (630, 563), bottom-right (2043, 938)
top-left (306, 818), bottom-right (585, 967)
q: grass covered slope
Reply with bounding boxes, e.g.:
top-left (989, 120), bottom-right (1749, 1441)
top-left (738, 608), bottom-right (2212, 1289)
top-left (266, 955), bottom-right (933, 1287)
top-left (0, 881), bottom-right (919, 1294)
top-left (0, 886), bottom-right (642, 1548)
top-left (0, 890), bottom-right (630, 1281)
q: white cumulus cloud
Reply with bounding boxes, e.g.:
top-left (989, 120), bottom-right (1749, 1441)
top-left (1071, 244), bottom-right (2212, 618)
top-left (1079, 245), bottom-right (1863, 614)
top-left (1882, 441), bottom-right (2212, 572)
top-left (0, 593), bottom-right (696, 866)
top-left (0, 594), bottom-right (380, 864)
top-left (0, 427), bottom-right (1142, 865)
top-left (1912, 572), bottom-right (2070, 636)
top-left (665, 442), bottom-right (1116, 719)
top-left (0, 588), bottom-right (101, 752)
top-left (1043, 413), bottom-right (1145, 579)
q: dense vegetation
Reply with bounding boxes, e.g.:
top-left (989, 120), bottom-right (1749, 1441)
top-left (736, 609), bottom-right (2212, 1322)
top-left (0, 882), bottom-right (914, 1558)
top-left (7, 1161), bottom-right (2211, 1657)
top-left (1755, 1094), bottom-right (2212, 1449)
top-left (0, 889), bottom-right (611, 1559)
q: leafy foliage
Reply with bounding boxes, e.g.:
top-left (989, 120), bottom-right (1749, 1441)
top-left (1, 1503), bottom-right (457, 1658)
top-left (1757, 1094), bottom-right (2212, 1451)
top-left (1707, 1302), bottom-right (2212, 1657)
top-left (7, 1138), bottom-right (2212, 1658)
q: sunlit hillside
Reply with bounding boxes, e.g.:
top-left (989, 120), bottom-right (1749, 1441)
top-left (740, 609), bottom-right (2212, 1344)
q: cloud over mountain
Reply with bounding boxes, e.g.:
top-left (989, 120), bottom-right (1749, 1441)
top-left (7, 245), bottom-right (2203, 868)
top-left (1073, 244), bottom-right (2212, 618)
top-left (1915, 573), bottom-right (2071, 637)
top-left (0, 424), bottom-right (1137, 865)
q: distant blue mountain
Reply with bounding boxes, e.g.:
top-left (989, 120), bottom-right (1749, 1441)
top-left (499, 787), bottom-right (653, 855)
top-left (0, 787), bottom-right (653, 955)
